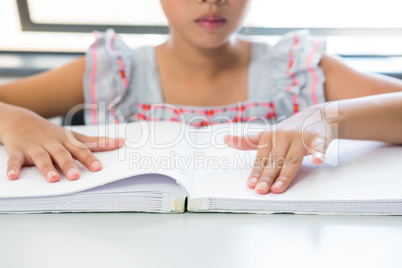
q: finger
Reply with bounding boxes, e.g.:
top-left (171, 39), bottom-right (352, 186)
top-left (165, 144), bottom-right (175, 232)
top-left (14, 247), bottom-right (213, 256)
top-left (255, 140), bottom-right (291, 195)
top-left (253, 175), bottom-right (276, 195)
top-left (64, 141), bottom-right (103, 172)
top-left (307, 137), bottom-right (327, 166)
top-left (28, 148), bottom-right (60, 183)
top-left (224, 132), bottom-right (262, 151)
top-left (270, 142), bottom-right (305, 194)
top-left (74, 133), bottom-right (125, 152)
top-left (7, 151), bottom-right (25, 181)
top-left (46, 145), bottom-right (81, 181)
top-left (247, 132), bottom-right (272, 189)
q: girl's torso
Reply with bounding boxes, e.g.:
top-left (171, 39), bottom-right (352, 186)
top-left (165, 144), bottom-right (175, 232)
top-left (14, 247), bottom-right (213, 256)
top-left (83, 29), bottom-right (327, 127)
top-left (155, 38), bottom-right (251, 107)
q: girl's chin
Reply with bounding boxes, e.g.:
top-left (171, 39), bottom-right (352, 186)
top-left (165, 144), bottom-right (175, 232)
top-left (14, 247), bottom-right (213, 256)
top-left (191, 36), bottom-right (232, 49)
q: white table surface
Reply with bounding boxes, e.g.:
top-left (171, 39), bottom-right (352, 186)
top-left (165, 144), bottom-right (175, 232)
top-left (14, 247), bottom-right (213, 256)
top-left (1, 213), bottom-right (402, 268)
top-left (2, 70), bottom-right (402, 268)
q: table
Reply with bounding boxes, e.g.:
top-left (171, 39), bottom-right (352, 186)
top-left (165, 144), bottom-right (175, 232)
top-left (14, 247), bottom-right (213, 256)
top-left (2, 70), bottom-right (402, 268)
top-left (1, 213), bottom-right (401, 268)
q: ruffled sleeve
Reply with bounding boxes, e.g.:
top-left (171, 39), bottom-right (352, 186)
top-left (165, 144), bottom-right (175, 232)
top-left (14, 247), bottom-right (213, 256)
top-left (83, 29), bottom-right (134, 125)
top-left (267, 30), bottom-right (327, 118)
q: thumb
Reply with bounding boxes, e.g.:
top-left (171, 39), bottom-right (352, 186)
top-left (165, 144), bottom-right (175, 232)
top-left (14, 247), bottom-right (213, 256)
top-left (307, 137), bottom-right (328, 166)
top-left (223, 132), bottom-right (263, 151)
top-left (74, 132), bottom-right (125, 152)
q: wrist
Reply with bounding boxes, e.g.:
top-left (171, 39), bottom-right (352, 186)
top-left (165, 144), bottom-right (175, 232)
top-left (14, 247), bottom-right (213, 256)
top-left (303, 102), bottom-right (342, 141)
top-left (0, 103), bottom-right (36, 143)
top-left (318, 100), bottom-right (355, 141)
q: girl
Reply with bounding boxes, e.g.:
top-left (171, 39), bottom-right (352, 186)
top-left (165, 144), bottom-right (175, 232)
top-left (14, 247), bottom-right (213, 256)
top-left (0, 0), bottom-right (401, 195)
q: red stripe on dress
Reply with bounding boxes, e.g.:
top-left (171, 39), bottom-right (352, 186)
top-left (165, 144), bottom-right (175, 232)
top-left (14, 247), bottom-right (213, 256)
top-left (268, 102), bottom-right (277, 119)
top-left (306, 40), bottom-right (321, 105)
top-left (287, 33), bottom-right (300, 114)
top-left (90, 31), bottom-right (99, 124)
top-left (110, 33), bottom-right (129, 93)
top-left (135, 102), bottom-right (278, 117)
top-left (108, 33), bottom-right (130, 122)
top-left (132, 101), bottom-right (277, 126)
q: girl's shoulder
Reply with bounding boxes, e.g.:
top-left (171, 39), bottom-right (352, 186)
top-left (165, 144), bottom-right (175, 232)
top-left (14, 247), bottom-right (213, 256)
top-left (245, 30), bottom-right (327, 77)
top-left (87, 29), bottom-right (156, 71)
top-left (245, 30), bottom-right (327, 115)
top-left (83, 29), bottom-right (162, 124)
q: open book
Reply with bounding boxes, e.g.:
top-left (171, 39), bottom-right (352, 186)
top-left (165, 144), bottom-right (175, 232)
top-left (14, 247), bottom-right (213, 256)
top-left (1, 121), bottom-right (402, 215)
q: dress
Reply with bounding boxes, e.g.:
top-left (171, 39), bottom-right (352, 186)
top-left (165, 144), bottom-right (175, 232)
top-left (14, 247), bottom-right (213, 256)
top-left (83, 29), bottom-right (326, 127)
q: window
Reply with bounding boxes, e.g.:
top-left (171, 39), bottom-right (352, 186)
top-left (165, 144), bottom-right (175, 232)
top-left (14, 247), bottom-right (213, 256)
top-left (20, 0), bottom-right (402, 35)
top-left (1, 0), bottom-right (402, 55)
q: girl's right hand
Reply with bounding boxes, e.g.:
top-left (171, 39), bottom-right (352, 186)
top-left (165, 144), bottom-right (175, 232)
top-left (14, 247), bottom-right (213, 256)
top-left (0, 105), bottom-right (125, 183)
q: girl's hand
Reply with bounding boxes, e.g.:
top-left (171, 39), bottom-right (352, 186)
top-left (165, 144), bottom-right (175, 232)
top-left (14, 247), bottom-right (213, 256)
top-left (0, 106), bottom-right (125, 183)
top-left (224, 104), bottom-right (336, 195)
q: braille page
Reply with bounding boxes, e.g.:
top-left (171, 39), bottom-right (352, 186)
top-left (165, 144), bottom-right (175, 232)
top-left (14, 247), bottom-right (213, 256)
top-left (190, 123), bottom-right (402, 201)
top-left (0, 121), bottom-right (194, 198)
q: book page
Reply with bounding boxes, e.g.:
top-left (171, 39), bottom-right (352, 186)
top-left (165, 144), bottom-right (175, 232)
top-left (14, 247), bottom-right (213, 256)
top-left (190, 123), bottom-right (402, 201)
top-left (0, 121), bottom-right (195, 198)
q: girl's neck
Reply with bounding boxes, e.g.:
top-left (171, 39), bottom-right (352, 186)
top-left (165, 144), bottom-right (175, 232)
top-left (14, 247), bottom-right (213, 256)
top-left (158, 32), bottom-right (250, 78)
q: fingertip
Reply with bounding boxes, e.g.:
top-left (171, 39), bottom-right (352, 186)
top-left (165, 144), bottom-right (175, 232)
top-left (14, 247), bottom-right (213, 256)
top-left (247, 183), bottom-right (256, 189)
top-left (7, 154), bottom-right (24, 181)
top-left (271, 180), bottom-right (285, 194)
top-left (313, 152), bottom-right (325, 166)
top-left (247, 177), bottom-right (258, 189)
top-left (270, 187), bottom-right (283, 194)
top-left (99, 137), bottom-right (125, 150)
top-left (255, 182), bottom-right (269, 195)
top-left (255, 188), bottom-right (269, 195)
top-left (47, 178), bottom-right (59, 183)
top-left (312, 158), bottom-right (324, 166)
top-left (7, 169), bottom-right (19, 181)
top-left (46, 170), bottom-right (60, 183)
top-left (224, 135), bottom-right (235, 147)
top-left (117, 138), bottom-right (125, 148)
top-left (91, 160), bottom-right (103, 172)
top-left (66, 168), bottom-right (80, 181)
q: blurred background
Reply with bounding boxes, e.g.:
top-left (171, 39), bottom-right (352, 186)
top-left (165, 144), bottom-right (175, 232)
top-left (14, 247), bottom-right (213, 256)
top-left (1, 0), bottom-right (401, 80)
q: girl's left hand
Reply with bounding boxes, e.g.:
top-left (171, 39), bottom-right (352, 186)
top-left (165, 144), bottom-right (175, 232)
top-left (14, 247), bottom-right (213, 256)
top-left (224, 104), bottom-right (336, 195)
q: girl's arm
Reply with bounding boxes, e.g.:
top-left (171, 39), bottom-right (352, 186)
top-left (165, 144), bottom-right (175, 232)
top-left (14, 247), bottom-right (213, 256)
top-left (290, 50), bottom-right (402, 143)
top-left (337, 92), bottom-right (402, 143)
top-left (227, 56), bottom-right (402, 195)
top-left (320, 54), bottom-right (402, 100)
top-left (226, 92), bottom-right (402, 195)
top-left (0, 56), bottom-right (86, 118)
top-left (0, 57), bottom-right (125, 182)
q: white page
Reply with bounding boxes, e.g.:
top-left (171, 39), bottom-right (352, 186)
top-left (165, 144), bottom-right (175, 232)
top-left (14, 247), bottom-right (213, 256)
top-left (0, 121), bottom-right (194, 198)
top-left (79, 174), bottom-right (187, 196)
top-left (191, 123), bottom-right (402, 201)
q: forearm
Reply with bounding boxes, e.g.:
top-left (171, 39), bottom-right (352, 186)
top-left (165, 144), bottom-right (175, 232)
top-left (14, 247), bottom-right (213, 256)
top-left (0, 56), bottom-right (86, 118)
top-left (334, 92), bottom-right (402, 143)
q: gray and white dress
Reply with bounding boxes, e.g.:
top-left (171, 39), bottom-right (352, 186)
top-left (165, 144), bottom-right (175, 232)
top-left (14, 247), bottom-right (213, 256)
top-left (83, 29), bottom-right (326, 127)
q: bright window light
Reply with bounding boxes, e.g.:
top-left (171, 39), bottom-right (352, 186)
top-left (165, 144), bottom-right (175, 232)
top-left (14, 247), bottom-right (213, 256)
top-left (28, 0), bottom-right (168, 25)
top-left (27, 0), bottom-right (402, 28)
top-left (0, 0), bottom-right (401, 54)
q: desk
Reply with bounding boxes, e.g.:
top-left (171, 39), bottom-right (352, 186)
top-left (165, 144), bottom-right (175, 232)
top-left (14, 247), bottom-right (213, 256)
top-left (1, 71), bottom-right (402, 268)
top-left (0, 213), bottom-right (401, 268)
